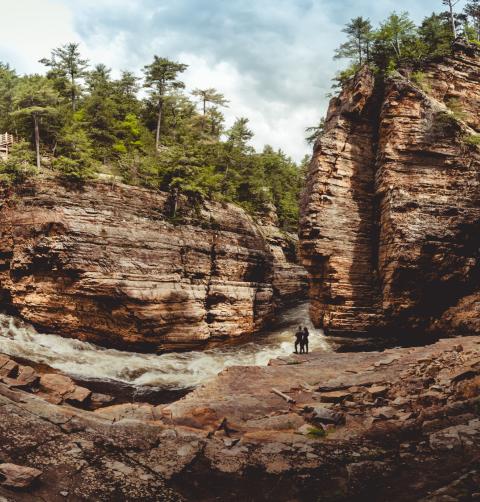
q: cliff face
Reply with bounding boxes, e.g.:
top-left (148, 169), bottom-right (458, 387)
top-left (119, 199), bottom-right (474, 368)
top-left (0, 181), bottom-right (306, 351)
top-left (300, 43), bottom-right (480, 339)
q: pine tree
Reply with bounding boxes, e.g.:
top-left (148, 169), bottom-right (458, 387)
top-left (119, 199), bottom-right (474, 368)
top-left (143, 57), bottom-right (188, 149)
top-left (305, 118), bottom-right (325, 145)
top-left (191, 88), bottom-right (229, 131)
top-left (465, 0), bottom-right (480, 40)
top-left (39, 43), bottom-right (89, 111)
top-left (11, 75), bottom-right (59, 168)
top-left (0, 63), bottom-right (17, 132)
top-left (442, 0), bottom-right (461, 38)
top-left (334, 17), bottom-right (373, 65)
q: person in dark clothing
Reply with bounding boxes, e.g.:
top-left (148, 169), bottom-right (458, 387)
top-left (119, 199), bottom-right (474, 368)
top-left (302, 327), bottom-right (310, 354)
top-left (294, 326), bottom-right (303, 354)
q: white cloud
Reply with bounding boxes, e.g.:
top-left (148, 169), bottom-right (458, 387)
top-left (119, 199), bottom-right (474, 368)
top-left (0, 0), bottom-right (77, 73)
top-left (0, 0), bottom-right (463, 161)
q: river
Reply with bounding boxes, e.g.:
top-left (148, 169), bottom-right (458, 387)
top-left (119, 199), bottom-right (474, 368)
top-left (0, 303), bottom-right (329, 396)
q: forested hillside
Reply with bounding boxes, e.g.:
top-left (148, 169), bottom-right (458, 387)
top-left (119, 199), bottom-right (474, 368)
top-left (0, 50), bottom-right (302, 231)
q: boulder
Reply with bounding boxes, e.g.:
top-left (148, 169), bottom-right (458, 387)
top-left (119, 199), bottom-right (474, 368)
top-left (0, 463), bottom-right (42, 489)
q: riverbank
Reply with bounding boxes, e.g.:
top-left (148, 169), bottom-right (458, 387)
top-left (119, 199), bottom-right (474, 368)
top-left (0, 303), bottom-right (329, 398)
top-left (0, 334), bottom-right (479, 501)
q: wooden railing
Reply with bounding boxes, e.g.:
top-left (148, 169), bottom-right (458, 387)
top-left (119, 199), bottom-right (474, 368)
top-left (0, 133), bottom-right (15, 157)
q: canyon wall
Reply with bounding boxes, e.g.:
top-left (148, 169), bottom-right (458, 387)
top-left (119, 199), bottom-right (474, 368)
top-left (300, 42), bottom-right (480, 339)
top-left (0, 180), bottom-right (306, 351)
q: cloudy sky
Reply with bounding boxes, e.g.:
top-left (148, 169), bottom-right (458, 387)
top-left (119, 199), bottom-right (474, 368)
top-left (0, 0), bottom-right (464, 161)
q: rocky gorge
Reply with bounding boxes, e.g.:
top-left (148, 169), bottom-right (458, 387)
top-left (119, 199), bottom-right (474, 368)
top-left (300, 41), bottom-right (480, 342)
top-left (0, 41), bottom-right (480, 502)
top-left (0, 180), bottom-right (307, 351)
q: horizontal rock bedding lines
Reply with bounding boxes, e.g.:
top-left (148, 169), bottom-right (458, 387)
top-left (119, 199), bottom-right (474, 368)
top-left (300, 42), bottom-right (480, 339)
top-left (0, 180), bottom-right (307, 351)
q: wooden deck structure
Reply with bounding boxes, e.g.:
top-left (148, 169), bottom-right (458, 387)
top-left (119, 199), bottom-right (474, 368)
top-left (0, 133), bottom-right (15, 159)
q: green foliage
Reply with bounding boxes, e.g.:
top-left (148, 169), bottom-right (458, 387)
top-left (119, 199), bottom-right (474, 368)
top-left (411, 71), bottom-right (432, 93)
top-left (334, 17), bottom-right (373, 66)
top-left (306, 426), bottom-right (326, 438)
top-left (54, 124), bottom-right (96, 181)
top-left (334, 5), bottom-right (470, 82)
top-left (0, 63), bottom-right (17, 132)
top-left (305, 118), bottom-right (325, 145)
top-left (143, 56), bottom-right (189, 148)
top-left (446, 98), bottom-right (469, 122)
top-left (371, 12), bottom-right (417, 70)
top-left (0, 140), bottom-right (36, 185)
top-left (0, 46), bottom-right (304, 230)
top-left (39, 42), bottom-right (89, 110)
top-left (464, 133), bottom-right (480, 146)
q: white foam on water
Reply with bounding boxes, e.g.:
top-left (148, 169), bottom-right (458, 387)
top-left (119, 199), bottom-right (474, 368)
top-left (0, 303), bottom-right (329, 390)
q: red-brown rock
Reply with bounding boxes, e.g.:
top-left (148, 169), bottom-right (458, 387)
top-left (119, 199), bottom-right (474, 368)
top-left (300, 43), bottom-right (480, 339)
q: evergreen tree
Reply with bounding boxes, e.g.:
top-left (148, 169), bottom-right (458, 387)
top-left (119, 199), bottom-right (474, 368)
top-left (442, 0), bottom-right (461, 38)
top-left (419, 13), bottom-right (453, 56)
top-left (83, 64), bottom-right (117, 161)
top-left (39, 43), bottom-right (89, 111)
top-left (305, 118), bottom-right (325, 145)
top-left (334, 17), bottom-right (373, 65)
top-left (465, 0), bottom-right (480, 40)
top-left (54, 123), bottom-right (96, 181)
top-left (0, 63), bottom-right (17, 132)
top-left (372, 12), bottom-right (417, 69)
top-left (10, 75), bottom-right (59, 168)
top-left (0, 140), bottom-right (36, 185)
top-left (191, 88), bottom-right (229, 130)
top-left (226, 117), bottom-right (254, 150)
top-left (143, 57), bottom-right (188, 148)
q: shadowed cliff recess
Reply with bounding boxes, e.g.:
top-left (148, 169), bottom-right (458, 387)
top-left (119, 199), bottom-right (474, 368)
top-left (300, 41), bottom-right (480, 341)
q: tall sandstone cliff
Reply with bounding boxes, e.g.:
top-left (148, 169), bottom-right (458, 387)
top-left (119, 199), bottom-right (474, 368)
top-left (0, 180), bottom-right (307, 351)
top-left (300, 42), bottom-right (480, 339)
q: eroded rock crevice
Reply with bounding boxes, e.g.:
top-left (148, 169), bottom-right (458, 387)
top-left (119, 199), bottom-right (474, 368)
top-left (300, 43), bottom-right (480, 340)
top-left (0, 181), bottom-right (307, 352)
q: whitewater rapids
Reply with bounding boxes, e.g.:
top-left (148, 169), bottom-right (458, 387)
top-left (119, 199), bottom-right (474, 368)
top-left (0, 303), bottom-right (329, 390)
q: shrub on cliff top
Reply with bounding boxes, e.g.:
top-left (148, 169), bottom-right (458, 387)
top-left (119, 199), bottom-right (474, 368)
top-left (53, 126), bottom-right (97, 182)
top-left (0, 140), bottom-right (36, 185)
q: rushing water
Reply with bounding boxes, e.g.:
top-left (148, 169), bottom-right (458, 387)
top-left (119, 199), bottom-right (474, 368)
top-left (0, 303), bottom-right (329, 391)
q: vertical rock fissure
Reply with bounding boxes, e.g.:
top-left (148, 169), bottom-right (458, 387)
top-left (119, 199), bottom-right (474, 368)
top-left (204, 230), bottom-right (218, 325)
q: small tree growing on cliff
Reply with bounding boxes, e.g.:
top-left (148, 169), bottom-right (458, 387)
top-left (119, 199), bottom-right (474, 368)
top-left (0, 140), bottom-right (36, 185)
top-left (305, 118), bottom-right (325, 145)
top-left (54, 123), bottom-right (97, 182)
top-left (335, 17), bottom-right (374, 66)
top-left (143, 57), bottom-right (188, 149)
top-left (464, 0), bottom-right (480, 40)
top-left (442, 0), bottom-right (461, 38)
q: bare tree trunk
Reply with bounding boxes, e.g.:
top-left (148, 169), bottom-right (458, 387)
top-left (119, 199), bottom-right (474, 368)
top-left (71, 73), bottom-right (76, 111)
top-left (448, 1), bottom-right (457, 38)
top-left (202, 97), bottom-right (207, 131)
top-left (155, 97), bottom-right (163, 149)
top-left (33, 114), bottom-right (40, 169)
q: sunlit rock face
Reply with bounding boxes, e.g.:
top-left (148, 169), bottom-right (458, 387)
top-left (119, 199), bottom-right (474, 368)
top-left (0, 180), bottom-right (306, 351)
top-left (300, 42), bottom-right (480, 339)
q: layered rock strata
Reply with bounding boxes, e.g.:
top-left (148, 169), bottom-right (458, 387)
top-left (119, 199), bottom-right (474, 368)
top-left (300, 42), bottom-right (480, 338)
top-left (0, 180), bottom-right (306, 351)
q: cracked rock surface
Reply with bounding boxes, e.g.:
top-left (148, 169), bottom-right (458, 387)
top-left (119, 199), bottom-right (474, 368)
top-left (0, 335), bottom-right (479, 501)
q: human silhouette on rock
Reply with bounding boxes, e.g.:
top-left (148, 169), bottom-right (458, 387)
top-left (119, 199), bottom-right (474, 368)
top-left (294, 326), bottom-right (303, 354)
top-left (301, 327), bottom-right (310, 354)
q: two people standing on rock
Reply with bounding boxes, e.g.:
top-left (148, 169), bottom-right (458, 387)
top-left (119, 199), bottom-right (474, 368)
top-left (294, 326), bottom-right (310, 354)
